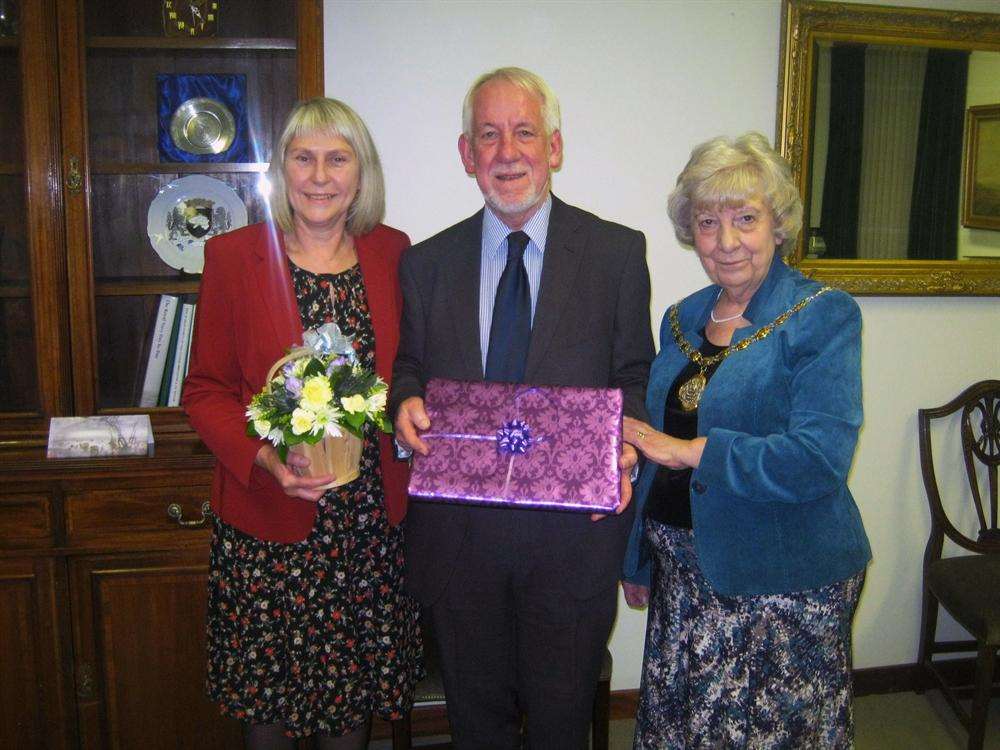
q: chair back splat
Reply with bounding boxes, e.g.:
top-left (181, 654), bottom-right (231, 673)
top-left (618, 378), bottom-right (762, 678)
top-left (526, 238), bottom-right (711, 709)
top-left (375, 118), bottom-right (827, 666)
top-left (917, 379), bottom-right (1000, 750)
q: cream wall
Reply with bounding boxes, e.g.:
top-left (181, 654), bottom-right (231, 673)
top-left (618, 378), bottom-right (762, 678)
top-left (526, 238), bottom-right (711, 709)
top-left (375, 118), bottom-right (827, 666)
top-left (325, 0), bottom-right (1000, 691)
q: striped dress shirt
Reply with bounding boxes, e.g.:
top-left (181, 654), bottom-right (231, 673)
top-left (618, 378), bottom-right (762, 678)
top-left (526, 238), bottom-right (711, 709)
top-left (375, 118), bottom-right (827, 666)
top-left (478, 196), bottom-right (551, 375)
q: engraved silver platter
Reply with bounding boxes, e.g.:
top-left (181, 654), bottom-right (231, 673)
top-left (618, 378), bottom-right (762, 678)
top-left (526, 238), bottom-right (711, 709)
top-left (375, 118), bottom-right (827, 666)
top-left (169, 96), bottom-right (236, 155)
top-left (146, 175), bottom-right (248, 273)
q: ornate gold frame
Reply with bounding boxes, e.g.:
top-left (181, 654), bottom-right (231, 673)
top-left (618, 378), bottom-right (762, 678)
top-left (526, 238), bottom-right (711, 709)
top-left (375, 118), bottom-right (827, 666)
top-left (776, 0), bottom-right (1000, 295)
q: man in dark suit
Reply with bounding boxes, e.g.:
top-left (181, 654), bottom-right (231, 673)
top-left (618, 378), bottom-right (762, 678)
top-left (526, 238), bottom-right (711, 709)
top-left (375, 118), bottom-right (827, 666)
top-left (391, 67), bottom-right (653, 749)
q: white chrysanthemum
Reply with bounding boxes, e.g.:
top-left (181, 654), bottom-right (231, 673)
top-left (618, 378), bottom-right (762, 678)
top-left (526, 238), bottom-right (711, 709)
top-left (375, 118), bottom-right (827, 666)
top-left (267, 428), bottom-right (284, 446)
top-left (366, 390), bottom-right (387, 414)
top-left (290, 408), bottom-right (314, 435)
top-left (341, 394), bottom-right (367, 413)
top-left (252, 418), bottom-right (271, 437)
top-left (311, 405), bottom-right (343, 437)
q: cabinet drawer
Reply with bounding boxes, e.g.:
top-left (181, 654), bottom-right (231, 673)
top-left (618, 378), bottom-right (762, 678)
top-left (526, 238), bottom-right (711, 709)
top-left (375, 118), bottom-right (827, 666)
top-left (0, 494), bottom-right (53, 547)
top-left (64, 486), bottom-right (212, 546)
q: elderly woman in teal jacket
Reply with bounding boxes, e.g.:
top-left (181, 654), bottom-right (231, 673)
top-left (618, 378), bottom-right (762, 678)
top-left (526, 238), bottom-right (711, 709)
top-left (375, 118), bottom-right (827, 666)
top-left (622, 132), bottom-right (871, 750)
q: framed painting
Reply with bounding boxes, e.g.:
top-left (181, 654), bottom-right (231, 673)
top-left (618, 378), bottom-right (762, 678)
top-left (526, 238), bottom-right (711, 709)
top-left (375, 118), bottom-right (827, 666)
top-left (963, 104), bottom-right (1000, 231)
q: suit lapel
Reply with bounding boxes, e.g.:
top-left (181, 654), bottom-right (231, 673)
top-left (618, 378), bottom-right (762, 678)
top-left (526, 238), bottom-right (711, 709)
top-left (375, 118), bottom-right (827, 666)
top-left (444, 212), bottom-right (486, 380)
top-left (250, 224), bottom-right (302, 358)
top-left (525, 196), bottom-right (584, 380)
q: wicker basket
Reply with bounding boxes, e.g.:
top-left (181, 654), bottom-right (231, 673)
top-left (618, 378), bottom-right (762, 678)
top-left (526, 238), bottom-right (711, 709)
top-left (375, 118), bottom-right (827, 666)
top-left (266, 350), bottom-right (363, 490)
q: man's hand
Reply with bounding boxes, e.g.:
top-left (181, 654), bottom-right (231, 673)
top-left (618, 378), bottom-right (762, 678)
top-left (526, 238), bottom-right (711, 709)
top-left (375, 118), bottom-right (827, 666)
top-left (394, 396), bottom-right (431, 456)
top-left (591, 442), bottom-right (638, 522)
top-left (255, 444), bottom-right (332, 502)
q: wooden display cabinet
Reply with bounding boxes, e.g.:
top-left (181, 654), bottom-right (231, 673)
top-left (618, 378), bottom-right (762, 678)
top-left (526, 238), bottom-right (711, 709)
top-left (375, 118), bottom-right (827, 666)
top-left (0, 1), bottom-right (323, 746)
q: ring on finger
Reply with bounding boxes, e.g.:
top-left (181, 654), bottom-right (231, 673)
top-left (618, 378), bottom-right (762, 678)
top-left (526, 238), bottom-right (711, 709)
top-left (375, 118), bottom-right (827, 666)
top-left (637, 430), bottom-right (646, 439)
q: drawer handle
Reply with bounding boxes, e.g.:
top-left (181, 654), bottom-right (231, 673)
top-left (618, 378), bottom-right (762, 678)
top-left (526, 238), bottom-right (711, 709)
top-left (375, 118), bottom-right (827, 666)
top-left (167, 501), bottom-right (212, 528)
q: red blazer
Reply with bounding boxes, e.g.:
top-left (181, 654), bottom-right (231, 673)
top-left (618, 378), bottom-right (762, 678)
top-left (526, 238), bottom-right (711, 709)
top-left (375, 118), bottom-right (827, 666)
top-left (182, 221), bottom-right (411, 542)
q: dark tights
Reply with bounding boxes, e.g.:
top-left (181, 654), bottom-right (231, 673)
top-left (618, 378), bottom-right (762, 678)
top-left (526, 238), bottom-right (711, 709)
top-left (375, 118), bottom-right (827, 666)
top-left (243, 719), bottom-right (371, 750)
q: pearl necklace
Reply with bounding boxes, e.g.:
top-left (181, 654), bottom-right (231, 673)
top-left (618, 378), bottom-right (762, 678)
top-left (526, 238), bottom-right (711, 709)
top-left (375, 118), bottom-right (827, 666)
top-left (709, 289), bottom-right (746, 324)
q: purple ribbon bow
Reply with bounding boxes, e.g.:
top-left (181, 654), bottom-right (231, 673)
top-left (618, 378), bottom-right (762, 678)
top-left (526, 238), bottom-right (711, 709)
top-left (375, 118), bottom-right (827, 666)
top-left (496, 419), bottom-right (533, 455)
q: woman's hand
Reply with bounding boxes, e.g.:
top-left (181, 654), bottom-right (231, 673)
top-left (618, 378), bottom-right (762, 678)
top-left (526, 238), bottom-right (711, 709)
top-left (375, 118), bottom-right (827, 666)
top-left (622, 581), bottom-right (650, 609)
top-left (623, 417), bottom-right (705, 470)
top-left (254, 444), bottom-right (334, 502)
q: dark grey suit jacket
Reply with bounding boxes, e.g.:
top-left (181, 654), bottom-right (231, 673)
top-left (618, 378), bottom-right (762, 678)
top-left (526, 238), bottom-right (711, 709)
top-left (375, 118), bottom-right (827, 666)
top-left (391, 195), bottom-right (654, 605)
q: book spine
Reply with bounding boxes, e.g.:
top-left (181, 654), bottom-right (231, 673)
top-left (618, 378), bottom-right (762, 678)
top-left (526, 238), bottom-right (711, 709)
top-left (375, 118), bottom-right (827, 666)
top-left (139, 295), bottom-right (179, 408)
top-left (183, 303), bottom-right (196, 378)
top-left (157, 298), bottom-right (185, 407)
top-left (167, 302), bottom-right (196, 407)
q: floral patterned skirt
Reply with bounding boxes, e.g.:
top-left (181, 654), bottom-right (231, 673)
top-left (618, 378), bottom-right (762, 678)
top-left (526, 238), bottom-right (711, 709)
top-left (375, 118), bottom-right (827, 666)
top-left (205, 439), bottom-right (423, 738)
top-left (635, 519), bottom-right (863, 750)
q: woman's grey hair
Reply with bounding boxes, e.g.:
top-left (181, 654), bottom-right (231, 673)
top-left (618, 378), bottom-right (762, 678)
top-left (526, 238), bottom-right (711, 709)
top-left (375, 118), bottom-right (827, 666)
top-left (270, 97), bottom-right (385, 236)
top-left (666, 132), bottom-right (803, 253)
top-left (462, 67), bottom-right (561, 138)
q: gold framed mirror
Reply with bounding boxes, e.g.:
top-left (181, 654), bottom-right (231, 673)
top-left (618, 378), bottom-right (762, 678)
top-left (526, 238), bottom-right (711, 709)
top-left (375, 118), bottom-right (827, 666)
top-left (776, 0), bottom-right (1000, 295)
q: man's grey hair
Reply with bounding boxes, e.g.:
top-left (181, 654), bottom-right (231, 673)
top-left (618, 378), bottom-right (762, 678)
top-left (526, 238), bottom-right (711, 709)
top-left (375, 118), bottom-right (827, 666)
top-left (461, 67), bottom-right (561, 138)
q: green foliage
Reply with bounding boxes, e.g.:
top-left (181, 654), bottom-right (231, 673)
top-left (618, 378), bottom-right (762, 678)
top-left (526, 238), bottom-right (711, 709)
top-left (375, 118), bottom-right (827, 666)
top-left (332, 368), bottom-right (376, 398)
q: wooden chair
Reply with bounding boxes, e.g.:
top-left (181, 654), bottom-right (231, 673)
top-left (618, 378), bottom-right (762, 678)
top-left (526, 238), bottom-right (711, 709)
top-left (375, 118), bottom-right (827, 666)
top-left (391, 619), bottom-right (613, 750)
top-left (917, 379), bottom-right (1000, 750)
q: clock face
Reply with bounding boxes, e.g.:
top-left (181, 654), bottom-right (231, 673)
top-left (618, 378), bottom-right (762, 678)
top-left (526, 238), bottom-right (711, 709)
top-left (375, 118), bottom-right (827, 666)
top-left (162, 1), bottom-right (219, 37)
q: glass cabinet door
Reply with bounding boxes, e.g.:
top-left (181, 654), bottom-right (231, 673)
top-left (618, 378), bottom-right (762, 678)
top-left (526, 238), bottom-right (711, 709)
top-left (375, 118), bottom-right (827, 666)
top-left (0, 9), bottom-right (38, 414)
top-left (0, 0), bottom-right (69, 425)
top-left (61, 0), bottom-right (316, 415)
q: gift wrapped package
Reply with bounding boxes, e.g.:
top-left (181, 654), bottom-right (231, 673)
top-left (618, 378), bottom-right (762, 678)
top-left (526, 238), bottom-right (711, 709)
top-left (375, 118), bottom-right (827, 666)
top-left (408, 379), bottom-right (623, 513)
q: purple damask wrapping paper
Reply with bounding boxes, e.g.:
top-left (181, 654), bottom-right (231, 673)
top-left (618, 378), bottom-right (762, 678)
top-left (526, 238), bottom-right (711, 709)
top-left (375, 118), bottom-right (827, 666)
top-left (408, 378), bottom-right (623, 513)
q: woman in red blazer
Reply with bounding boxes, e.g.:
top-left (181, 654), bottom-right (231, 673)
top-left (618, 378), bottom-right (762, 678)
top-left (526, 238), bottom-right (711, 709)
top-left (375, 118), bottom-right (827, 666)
top-left (183, 98), bottom-right (420, 749)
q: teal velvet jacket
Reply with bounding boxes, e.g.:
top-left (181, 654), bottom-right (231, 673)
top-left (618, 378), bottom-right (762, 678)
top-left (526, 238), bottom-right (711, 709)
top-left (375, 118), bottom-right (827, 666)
top-left (622, 256), bottom-right (871, 596)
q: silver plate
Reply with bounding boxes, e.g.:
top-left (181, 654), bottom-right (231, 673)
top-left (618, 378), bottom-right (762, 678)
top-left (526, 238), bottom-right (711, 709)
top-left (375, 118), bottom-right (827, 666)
top-left (169, 96), bottom-right (236, 155)
top-left (146, 175), bottom-right (248, 273)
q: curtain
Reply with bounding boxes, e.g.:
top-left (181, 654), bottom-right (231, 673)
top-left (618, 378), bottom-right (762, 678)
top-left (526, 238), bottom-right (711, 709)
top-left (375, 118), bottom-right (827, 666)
top-left (856, 46), bottom-right (927, 259)
top-left (820, 45), bottom-right (865, 259)
top-left (908, 50), bottom-right (970, 260)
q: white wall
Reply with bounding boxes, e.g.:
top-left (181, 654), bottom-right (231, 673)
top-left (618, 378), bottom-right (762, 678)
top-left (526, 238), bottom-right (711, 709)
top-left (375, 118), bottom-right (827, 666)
top-left (326, 0), bottom-right (1000, 691)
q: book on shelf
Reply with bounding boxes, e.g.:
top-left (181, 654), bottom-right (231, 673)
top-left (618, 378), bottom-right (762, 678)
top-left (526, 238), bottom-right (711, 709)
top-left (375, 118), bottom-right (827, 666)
top-left (167, 301), bottom-right (196, 407)
top-left (138, 295), bottom-right (180, 408)
top-left (156, 297), bottom-right (186, 407)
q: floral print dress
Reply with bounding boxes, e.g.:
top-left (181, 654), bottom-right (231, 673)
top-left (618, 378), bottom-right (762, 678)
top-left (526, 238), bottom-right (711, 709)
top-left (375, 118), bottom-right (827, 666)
top-left (205, 261), bottom-right (422, 738)
top-left (634, 521), bottom-right (863, 749)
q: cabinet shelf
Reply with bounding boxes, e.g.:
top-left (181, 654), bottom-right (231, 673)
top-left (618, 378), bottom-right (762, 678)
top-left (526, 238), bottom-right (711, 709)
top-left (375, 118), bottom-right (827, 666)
top-left (0, 282), bottom-right (30, 299)
top-left (87, 36), bottom-right (295, 51)
top-left (94, 277), bottom-right (201, 296)
top-left (91, 162), bottom-right (269, 175)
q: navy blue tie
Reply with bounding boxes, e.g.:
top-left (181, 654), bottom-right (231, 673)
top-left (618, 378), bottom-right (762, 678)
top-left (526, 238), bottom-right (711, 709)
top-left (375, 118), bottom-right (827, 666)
top-left (485, 231), bottom-right (531, 383)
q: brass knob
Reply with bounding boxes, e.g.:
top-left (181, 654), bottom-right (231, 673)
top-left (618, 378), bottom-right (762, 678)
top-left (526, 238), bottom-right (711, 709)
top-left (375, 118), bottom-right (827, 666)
top-left (66, 156), bottom-right (83, 195)
top-left (166, 500), bottom-right (212, 527)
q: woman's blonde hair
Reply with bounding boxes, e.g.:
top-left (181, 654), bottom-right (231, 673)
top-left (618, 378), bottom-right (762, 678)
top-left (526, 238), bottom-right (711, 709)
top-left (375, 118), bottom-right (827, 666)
top-left (667, 132), bottom-right (802, 253)
top-left (270, 97), bottom-right (385, 236)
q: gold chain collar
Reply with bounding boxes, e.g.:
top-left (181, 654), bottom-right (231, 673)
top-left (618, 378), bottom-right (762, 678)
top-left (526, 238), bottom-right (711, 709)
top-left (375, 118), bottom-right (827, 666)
top-left (668, 286), bottom-right (832, 411)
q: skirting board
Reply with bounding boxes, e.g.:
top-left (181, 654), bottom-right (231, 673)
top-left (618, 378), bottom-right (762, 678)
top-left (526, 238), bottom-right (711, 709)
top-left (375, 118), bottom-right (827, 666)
top-left (369, 660), bottom-right (989, 740)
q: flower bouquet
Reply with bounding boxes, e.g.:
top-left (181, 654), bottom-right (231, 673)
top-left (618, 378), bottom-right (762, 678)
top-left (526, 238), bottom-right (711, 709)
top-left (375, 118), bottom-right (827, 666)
top-left (245, 323), bottom-right (391, 489)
